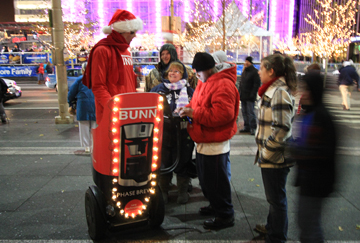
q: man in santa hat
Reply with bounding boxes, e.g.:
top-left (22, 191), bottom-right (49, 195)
top-left (83, 9), bottom-right (143, 124)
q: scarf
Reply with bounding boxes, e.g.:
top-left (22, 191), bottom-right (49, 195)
top-left (82, 31), bottom-right (129, 89)
top-left (164, 79), bottom-right (189, 108)
top-left (258, 77), bottom-right (280, 98)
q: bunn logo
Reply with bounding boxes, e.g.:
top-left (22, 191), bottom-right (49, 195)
top-left (119, 107), bottom-right (157, 120)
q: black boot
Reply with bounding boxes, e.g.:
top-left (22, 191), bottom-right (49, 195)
top-left (1, 114), bottom-right (6, 124)
top-left (177, 175), bottom-right (190, 204)
top-left (159, 174), bottom-right (172, 204)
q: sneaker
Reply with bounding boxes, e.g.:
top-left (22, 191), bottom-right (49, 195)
top-left (254, 224), bottom-right (268, 234)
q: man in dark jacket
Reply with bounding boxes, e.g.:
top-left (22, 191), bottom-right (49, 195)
top-left (239, 56), bottom-right (261, 135)
top-left (0, 78), bottom-right (8, 124)
top-left (338, 61), bottom-right (359, 110)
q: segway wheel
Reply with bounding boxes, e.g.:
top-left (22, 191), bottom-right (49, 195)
top-left (85, 188), bottom-right (106, 240)
top-left (149, 186), bottom-right (165, 228)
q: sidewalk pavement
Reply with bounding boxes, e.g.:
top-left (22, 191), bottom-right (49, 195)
top-left (0, 92), bottom-right (360, 242)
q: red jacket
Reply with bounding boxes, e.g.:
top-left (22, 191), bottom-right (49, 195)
top-left (91, 45), bottom-right (136, 124)
top-left (186, 64), bottom-right (239, 143)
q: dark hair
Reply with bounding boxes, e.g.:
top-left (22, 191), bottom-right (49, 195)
top-left (261, 54), bottom-right (297, 91)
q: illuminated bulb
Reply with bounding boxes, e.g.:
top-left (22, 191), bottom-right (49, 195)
top-left (156, 117), bottom-right (161, 122)
top-left (113, 107), bottom-right (119, 112)
top-left (142, 205), bottom-right (146, 210)
top-left (151, 181), bottom-right (156, 186)
top-left (131, 213), bottom-right (135, 218)
top-left (151, 174), bottom-right (156, 178)
top-left (153, 147), bottom-right (158, 152)
top-left (154, 128), bottom-right (159, 133)
top-left (153, 155), bottom-right (158, 160)
top-left (150, 189), bottom-right (155, 194)
top-left (159, 96), bottom-right (163, 101)
top-left (112, 195), bottom-right (116, 200)
top-left (114, 97), bottom-right (119, 102)
top-left (158, 104), bottom-right (163, 110)
top-left (112, 128), bottom-right (117, 133)
top-left (112, 188), bottom-right (117, 192)
top-left (154, 137), bottom-right (159, 142)
top-left (113, 168), bottom-right (118, 173)
top-left (113, 178), bottom-right (118, 183)
top-left (138, 210), bottom-right (142, 215)
top-left (152, 163), bottom-right (157, 168)
top-left (116, 202), bottom-right (121, 207)
top-left (113, 158), bottom-right (118, 163)
top-left (145, 198), bottom-right (149, 202)
top-left (114, 148), bottom-right (119, 153)
top-left (112, 118), bottom-right (118, 122)
top-left (113, 139), bottom-right (119, 143)
top-left (120, 209), bottom-right (124, 214)
top-left (125, 213), bottom-right (129, 218)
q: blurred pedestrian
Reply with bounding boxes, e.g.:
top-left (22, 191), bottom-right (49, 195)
top-left (179, 52), bottom-right (239, 230)
top-left (151, 61), bottom-right (195, 204)
top-left (254, 54), bottom-right (297, 243)
top-left (45, 62), bottom-right (53, 74)
top-left (82, 9), bottom-right (143, 124)
top-left (36, 63), bottom-right (45, 84)
top-left (12, 44), bottom-right (20, 52)
top-left (68, 62), bottom-right (96, 153)
top-left (145, 43), bottom-right (197, 91)
top-left (0, 78), bottom-right (8, 124)
top-left (290, 72), bottom-right (337, 243)
top-left (239, 56), bottom-right (261, 135)
top-left (338, 60), bottom-right (359, 110)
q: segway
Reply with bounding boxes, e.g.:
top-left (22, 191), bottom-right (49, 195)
top-left (85, 92), bottom-right (165, 240)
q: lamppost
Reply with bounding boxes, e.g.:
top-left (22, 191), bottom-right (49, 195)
top-left (51, 0), bottom-right (73, 124)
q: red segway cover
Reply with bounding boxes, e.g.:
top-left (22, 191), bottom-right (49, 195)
top-left (91, 92), bottom-right (164, 221)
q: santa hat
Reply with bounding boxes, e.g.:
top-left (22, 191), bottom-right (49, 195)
top-left (102, 9), bottom-right (143, 35)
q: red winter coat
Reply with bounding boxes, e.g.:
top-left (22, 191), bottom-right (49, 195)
top-left (186, 64), bottom-right (239, 143)
top-left (90, 37), bottom-right (137, 124)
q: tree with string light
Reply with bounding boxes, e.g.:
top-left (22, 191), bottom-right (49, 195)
top-left (300, 0), bottom-right (358, 83)
top-left (179, 0), bottom-right (252, 56)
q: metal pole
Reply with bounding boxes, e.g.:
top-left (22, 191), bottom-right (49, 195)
top-left (52, 0), bottom-right (72, 124)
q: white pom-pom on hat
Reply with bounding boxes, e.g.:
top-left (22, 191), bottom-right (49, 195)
top-left (102, 26), bottom-right (112, 34)
top-left (102, 9), bottom-right (143, 35)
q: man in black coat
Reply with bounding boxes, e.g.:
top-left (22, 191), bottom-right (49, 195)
top-left (239, 56), bottom-right (260, 135)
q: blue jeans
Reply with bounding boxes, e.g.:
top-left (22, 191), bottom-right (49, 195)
top-left (298, 195), bottom-right (324, 243)
top-left (196, 152), bottom-right (234, 218)
top-left (241, 100), bottom-right (257, 130)
top-left (261, 167), bottom-right (290, 243)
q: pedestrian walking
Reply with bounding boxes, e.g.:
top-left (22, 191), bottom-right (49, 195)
top-left (239, 56), bottom-right (261, 135)
top-left (36, 63), bottom-right (45, 84)
top-left (179, 52), bottom-right (239, 230)
top-left (338, 60), bottom-right (359, 111)
top-left (150, 61), bottom-right (195, 204)
top-left (291, 72), bottom-right (337, 243)
top-left (68, 63), bottom-right (96, 153)
top-left (82, 9), bottom-right (143, 124)
top-left (145, 43), bottom-right (197, 91)
top-left (254, 54), bottom-right (297, 243)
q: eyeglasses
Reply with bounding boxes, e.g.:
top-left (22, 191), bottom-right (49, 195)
top-left (168, 70), bottom-right (181, 74)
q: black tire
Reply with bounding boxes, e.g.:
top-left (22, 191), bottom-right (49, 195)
top-left (148, 185), bottom-right (165, 228)
top-left (85, 187), bottom-right (106, 240)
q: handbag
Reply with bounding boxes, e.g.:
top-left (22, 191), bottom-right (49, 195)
top-left (68, 100), bottom-right (77, 115)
